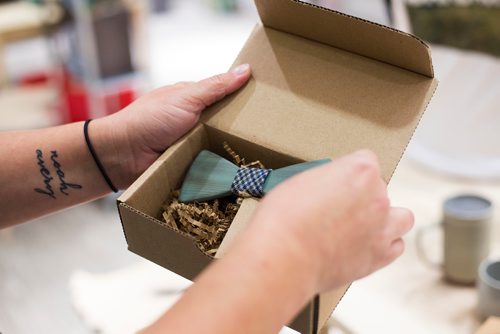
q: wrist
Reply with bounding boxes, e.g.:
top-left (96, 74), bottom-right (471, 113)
top-left (87, 117), bottom-right (135, 190)
top-left (244, 213), bottom-right (321, 299)
top-left (250, 206), bottom-right (337, 294)
top-left (219, 222), bottom-right (318, 330)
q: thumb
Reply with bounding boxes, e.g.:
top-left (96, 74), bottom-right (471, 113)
top-left (189, 64), bottom-right (252, 108)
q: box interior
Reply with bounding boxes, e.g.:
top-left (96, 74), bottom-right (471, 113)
top-left (120, 123), bottom-right (304, 224)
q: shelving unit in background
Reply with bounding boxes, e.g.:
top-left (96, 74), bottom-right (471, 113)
top-left (55, 0), bottom-right (148, 122)
top-left (0, 1), bottom-right (63, 86)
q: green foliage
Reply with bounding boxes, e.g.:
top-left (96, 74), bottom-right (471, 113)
top-left (408, 3), bottom-right (500, 57)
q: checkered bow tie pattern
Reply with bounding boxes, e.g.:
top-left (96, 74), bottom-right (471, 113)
top-left (230, 167), bottom-right (272, 197)
top-left (178, 150), bottom-right (330, 203)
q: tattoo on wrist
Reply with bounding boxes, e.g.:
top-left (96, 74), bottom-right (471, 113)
top-left (51, 150), bottom-right (83, 195)
top-left (34, 149), bottom-right (55, 199)
top-left (34, 149), bottom-right (82, 199)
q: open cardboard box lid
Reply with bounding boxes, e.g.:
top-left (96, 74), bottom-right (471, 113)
top-left (204, 0), bottom-right (437, 181)
top-left (117, 0), bottom-right (438, 332)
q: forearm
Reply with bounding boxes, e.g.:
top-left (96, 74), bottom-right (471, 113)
top-left (0, 118), bottom-right (128, 227)
top-left (143, 220), bottom-right (316, 334)
top-left (0, 68), bottom-right (252, 227)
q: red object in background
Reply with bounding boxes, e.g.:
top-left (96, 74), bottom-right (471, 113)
top-left (19, 72), bottom-right (50, 86)
top-left (57, 69), bottom-right (137, 123)
top-left (65, 88), bottom-right (89, 123)
top-left (118, 87), bottom-right (135, 110)
top-left (18, 70), bottom-right (90, 123)
top-left (59, 70), bottom-right (90, 123)
top-left (104, 86), bottom-right (135, 116)
top-left (17, 69), bottom-right (137, 123)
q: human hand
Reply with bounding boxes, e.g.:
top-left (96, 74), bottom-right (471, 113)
top-left (249, 150), bottom-right (414, 293)
top-left (94, 64), bottom-right (252, 189)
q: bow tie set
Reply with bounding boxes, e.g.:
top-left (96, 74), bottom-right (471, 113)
top-left (179, 150), bottom-right (330, 203)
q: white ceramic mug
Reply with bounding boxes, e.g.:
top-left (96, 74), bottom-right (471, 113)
top-left (478, 259), bottom-right (500, 318)
top-left (417, 194), bottom-right (493, 284)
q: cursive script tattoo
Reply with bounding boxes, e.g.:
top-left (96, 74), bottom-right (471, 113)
top-left (34, 149), bottom-right (56, 199)
top-left (34, 149), bottom-right (83, 199)
top-left (50, 151), bottom-right (82, 195)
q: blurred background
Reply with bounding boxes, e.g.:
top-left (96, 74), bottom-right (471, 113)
top-left (0, 0), bottom-right (499, 333)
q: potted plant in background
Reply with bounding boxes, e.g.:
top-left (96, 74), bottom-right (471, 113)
top-left (402, 0), bottom-right (500, 57)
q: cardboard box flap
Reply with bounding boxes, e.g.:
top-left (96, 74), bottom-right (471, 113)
top-left (204, 25), bottom-right (438, 181)
top-left (255, 0), bottom-right (433, 78)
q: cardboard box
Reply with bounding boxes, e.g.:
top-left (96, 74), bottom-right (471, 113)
top-left (117, 0), bottom-right (438, 332)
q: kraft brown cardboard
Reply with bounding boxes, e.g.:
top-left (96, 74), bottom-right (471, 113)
top-left (204, 22), bottom-right (436, 181)
top-left (215, 198), bottom-right (259, 258)
top-left (255, 0), bottom-right (433, 77)
top-left (117, 0), bottom-right (438, 332)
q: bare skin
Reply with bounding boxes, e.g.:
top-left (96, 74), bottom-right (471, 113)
top-left (0, 64), bottom-right (414, 333)
top-left (0, 64), bottom-right (252, 227)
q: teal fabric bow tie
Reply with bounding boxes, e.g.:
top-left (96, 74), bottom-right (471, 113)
top-left (178, 150), bottom-right (330, 203)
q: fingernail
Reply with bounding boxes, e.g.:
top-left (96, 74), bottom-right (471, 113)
top-left (232, 63), bottom-right (250, 76)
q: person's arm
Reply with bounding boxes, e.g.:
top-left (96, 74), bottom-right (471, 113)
top-left (0, 64), bottom-right (251, 227)
top-left (1, 120), bottom-right (120, 225)
top-left (143, 150), bottom-right (414, 334)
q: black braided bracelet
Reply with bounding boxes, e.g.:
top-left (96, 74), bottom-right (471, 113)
top-left (84, 119), bottom-right (118, 193)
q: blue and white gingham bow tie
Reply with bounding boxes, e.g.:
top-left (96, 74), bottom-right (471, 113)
top-left (179, 150), bottom-right (330, 203)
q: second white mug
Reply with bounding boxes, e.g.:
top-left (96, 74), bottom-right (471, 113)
top-left (417, 194), bottom-right (493, 284)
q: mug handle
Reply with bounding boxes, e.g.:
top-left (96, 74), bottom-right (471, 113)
top-left (416, 223), bottom-right (443, 270)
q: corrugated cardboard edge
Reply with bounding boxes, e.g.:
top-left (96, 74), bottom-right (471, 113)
top-left (256, 0), bottom-right (434, 78)
top-left (317, 285), bottom-right (352, 332)
top-left (116, 198), bottom-right (131, 246)
top-left (293, 1), bottom-right (428, 51)
top-left (386, 79), bottom-right (439, 183)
